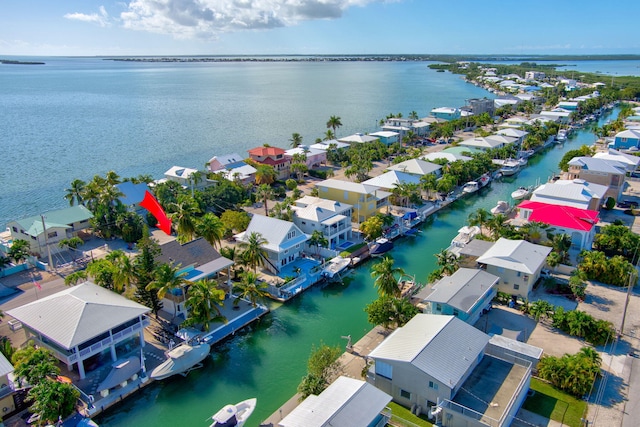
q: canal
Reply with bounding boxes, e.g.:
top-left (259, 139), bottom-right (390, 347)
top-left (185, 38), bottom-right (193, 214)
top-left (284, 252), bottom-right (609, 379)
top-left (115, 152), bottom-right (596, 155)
top-left (97, 111), bottom-right (612, 427)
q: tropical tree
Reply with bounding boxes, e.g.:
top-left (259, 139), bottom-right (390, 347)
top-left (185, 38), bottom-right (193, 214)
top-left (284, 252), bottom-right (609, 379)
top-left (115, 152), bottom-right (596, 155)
top-left (234, 271), bottom-right (270, 308)
top-left (116, 211), bottom-right (145, 244)
top-left (360, 216), bottom-right (384, 241)
top-left (551, 233), bottom-right (572, 264)
top-left (435, 249), bottom-right (458, 276)
top-left (468, 208), bottom-right (491, 237)
top-left (13, 346), bottom-right (59, 386)
top-left (290, 153), bottom-right (308, 181)
top-left (308, 230), bottom-right (329, 257)
top-left (420, 173), bottom-right (438, 200)
top-left (28, 378), bottom-right (79, 425)
top-left (146, 263), bottom-right (189, 316)
top-left (64, 270), bottom-right (88, 286)
top-left (57, 236), bottom-right (84, 261)
top-left (133, 227), bottom-right (163, 315)
top-left (64, 178), bottom-right (86, 206)
top-left (297, 343), bottom-right (342, 399)
top-left (196, 212), bottom-right (225, 249)
top-left (371, 256), bottom-right (405, 297)
top-left (255, 165), bottom-right (278, 185)
top-left (529, 300), bottom-right (554, 322)
top-left (520, 221), bottom-right (554, 244)
top-left (323, 130), bottom-right (335, 141)
top-left (169, 195), bottom-right (201, 243)
top-left (106, 250), bottom-right (137, 292)
top-left (183, 279), bottom-right (227, 331)
top-left (409, 110), bottom-right (419, 120)
top-left (8, 239), bottom-right (30, 263)
top-left (220, 210), bottom-right (251, 236)
top-left (364, 295), bottom-right (419, 329)
top-left (289, 132), bottom-right (303, 148)
top-left (326, 115), bottom-right (343, 138)
top-left (239, 231), bottom-right (269, 273)
top-left (256, 184), bottom-right (274, 217)
top-left (487, 213), bottom-right (509, 240)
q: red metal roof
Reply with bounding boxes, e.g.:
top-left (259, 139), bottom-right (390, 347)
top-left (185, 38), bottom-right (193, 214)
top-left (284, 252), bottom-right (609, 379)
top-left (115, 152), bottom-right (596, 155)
top-left (517, 200), bottom-right (599, 231)
top-left (248, 146), bottom-right (286, 156)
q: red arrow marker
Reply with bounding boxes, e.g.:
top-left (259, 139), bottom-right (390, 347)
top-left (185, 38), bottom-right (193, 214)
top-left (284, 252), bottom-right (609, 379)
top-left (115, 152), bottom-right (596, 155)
top-left (140, 190), bottom-right (172, 236)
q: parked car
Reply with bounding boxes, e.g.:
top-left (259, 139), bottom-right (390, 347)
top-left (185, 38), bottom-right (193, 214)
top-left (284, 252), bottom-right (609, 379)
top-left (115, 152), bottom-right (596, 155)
top-left (617, 200), bottom-right (638, 209)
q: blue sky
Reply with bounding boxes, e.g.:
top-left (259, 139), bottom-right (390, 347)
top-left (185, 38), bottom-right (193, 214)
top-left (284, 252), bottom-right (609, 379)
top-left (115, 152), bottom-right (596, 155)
top-left (1, 0), bottom-right (638, 56)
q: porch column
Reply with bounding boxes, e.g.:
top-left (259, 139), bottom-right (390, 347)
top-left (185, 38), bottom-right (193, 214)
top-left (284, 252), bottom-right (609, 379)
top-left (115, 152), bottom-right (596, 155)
top-left (227, 266), bottom-right (232, 295)
top-left (78, 359), bottom-right (86, 379)
top-left (138, 316), bottom-right (146, 347)
top-left (110, 344), bottom-right (117, 362)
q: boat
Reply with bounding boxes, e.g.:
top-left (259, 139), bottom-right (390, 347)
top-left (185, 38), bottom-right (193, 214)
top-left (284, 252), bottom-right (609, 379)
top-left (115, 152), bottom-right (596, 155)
top-left (450, 225), bottom-right (481, 248)
top-left (499, 159), bottom-right (520, 176)
top-left (556, 129), bottom-right (567, 143)
top-left (150, 342), bottom-right (211, 380)
top-left (511, 186), bottom-right (531, 200)
top-left (491, 200), bottom-right (510, 215)
top-left (369, 238), bottom-right (393, 257)
top-left (210, 398), bottom-right (257, 427)
top-left (322, 256), bottom-right (351, 279)
top-left (398, 276), bottom-right (418, 298)
top-left (462, 181), bottom-right (480, 194)
top-left (478, 173), bottom-right (491, 188)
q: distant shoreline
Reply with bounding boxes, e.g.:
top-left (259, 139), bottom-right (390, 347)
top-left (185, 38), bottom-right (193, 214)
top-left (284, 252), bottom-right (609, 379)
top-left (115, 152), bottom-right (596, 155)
top-left (1, 59), bottom-right (45, 65)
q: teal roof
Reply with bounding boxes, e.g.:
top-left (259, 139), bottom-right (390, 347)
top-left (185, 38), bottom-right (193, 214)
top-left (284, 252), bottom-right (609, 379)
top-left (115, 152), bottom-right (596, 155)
top-left (13, 205), bottom-right (93, 236)
top-left (443, 146), bottom-right (481, 156)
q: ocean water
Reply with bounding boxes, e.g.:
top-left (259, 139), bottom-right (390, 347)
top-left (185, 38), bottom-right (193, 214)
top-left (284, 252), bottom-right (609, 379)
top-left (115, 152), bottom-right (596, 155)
top-left (0, 58), bottom-right (491, 228)
top-left (476, 59), bottom-right (640, 76)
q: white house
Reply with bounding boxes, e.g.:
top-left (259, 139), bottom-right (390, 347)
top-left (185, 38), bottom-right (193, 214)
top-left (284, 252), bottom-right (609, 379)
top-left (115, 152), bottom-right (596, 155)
top-left (208, 152), bottom-right (257, 184)
top-left (164, 166), bottom-right (199, 186)
top-left (496, 128), bottom-right (529, 145)
top-left (530, 179), bottom-right (608, 211)
top-left (285, 146), bottom-right (327, 168)
top-left (369, 131), bottom-right (400, 145)
top-left (593, 149), bottom-right (640, 173)
top-left (235, 215), bottom-right (309, 273)
top-left (386, 159), bottom-right (442, 178)
top-left (362, 170), bottom-right (422, 191)
top-left (338, 133), bottom-right (379, 144)
top-left (291, 196), bottom-right (353, 251)
top-left (421, 152), bottom-right (472, 163)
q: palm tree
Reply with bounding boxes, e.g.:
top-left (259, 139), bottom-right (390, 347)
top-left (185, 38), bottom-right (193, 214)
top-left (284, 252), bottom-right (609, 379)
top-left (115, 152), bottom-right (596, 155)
top-left (308, 230), bottom-right (329, 257)
top-left (106, 250), bottom-right (136, 292)
top-left (196, 212), bottom-right (225, 249)
top-left (435, 249), bottom-right (458, 276)
top-left (487, 213), bottom-right (508, 240)
top-left (8, 240), bottom-right (30, 264)
top-left (256, 184), bottom-right (274, 216)
top-left (552, 233), bottom-right (572, 264)
top-left (289, 133), bottom-right (303, 148)
top-left (323, 130), bottom-right (335, 141)
top-left (146, 263), bottom-right (189, 317)
top-left (468, 208), bottom-right (491, 237)
top-left (239, 231), bottom-right (268, 273)
top-left (255, 165), bottom-right (278, 185)
top-left (326, 115), bottom-right (342, 137)
top-left (371, 256), bottom-right (405, 298)
top-left (169, 195), bottom-right (201, 243)
top-left (57, 236), bottom-right (84, 261)
top-left (64, 179), bottom-right (86, 206)
top-left (183, 279), bottom-right (227, 331)
top-left (409, 110), bottom-right (419, 120)
top-left (104, 170), bottom-right (121, 186)
top-left (234, 271), bottom-right (270, 308)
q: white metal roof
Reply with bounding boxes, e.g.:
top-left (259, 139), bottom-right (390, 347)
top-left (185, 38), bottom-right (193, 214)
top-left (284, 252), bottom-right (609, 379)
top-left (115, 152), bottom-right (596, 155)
top-left (369, 314), bottom-right (489, 388)
top-left (239, 214), bottom-right (309, 252)
top-left (291, 197), bottom-right (351, 222)
top-left (425, 269), bottom-right (499, 313)
top-left (421, 152), bottom-right (472, 163)
top-left (164, 165), bottom-right (198, 179)
top-left (0, 352), bottom-right (13, 377)
top-left (531, 179), bottom-right (607, 208)
top-left (593, 149), bottom-right (640, 170)
top-left (317, 179), bottom-right (381, 195)
top-left (7, 282), bottom-right (150, 349)
top-left (362, 170), bottom-right (421, 189)
top-left (387, 159), bottom-right (442, 176)
top-left (338, 133), bottom-right (379, 143)
top-left (569, 156), bottom-right (627, 174)
top-left (279, 376), bottom-right (391, 427)
top-left (476, 238), bottom-right (551, 274)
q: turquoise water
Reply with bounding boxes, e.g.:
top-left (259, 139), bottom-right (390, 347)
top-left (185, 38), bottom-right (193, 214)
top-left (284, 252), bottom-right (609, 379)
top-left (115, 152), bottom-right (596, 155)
top-left (475, 59), bottom-right (640, 76)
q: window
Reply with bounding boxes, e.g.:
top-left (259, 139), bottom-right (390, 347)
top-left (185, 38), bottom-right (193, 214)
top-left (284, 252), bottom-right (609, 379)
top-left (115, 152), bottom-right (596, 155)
top-left (400, 389), bottom-right (411, 400)
top-left (429, 381), bottom-right (439, 390)
top-left (435, 303), bottom-right (442, 312)
top-left (517, 271), bottom-right (521, 277)
top-left (47, 231), bottom-right (57, 238)
top-left (514, 284), bottom-right (520, 290)
top-left (12, 226), bottom-right (17, 232)
top-left (321, 187), bottom-right (328, 192)
top-left (287, 231), bottom-right (296, 239)
top-left (301, 221), bottom-right (306, 225)
top-left (453, 309), bottom-right (459, 317)
top-left (344, 191), bottom-right (349, 200)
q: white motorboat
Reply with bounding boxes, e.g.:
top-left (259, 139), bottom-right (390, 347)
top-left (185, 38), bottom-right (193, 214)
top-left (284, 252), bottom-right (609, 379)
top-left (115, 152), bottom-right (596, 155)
top-left (493, 159), bottom-right (520, 176)
top-left (322, 256), bottom-right (351, 279)
top-left (150, 342), bottom-right (211, 380)
top-left (511, 186), bottom-right (531, 200)
top-left (210, 398), bottom-right (257, 427)
top-left (491, 201), bottom-right (510, 215)
top-left (450, 226), bottom-right (481, 248)
top-left (556, 129), bottom-right (567, 143)
top-left (478, 173), bottom-right (491, 188)
top-left (462, 181), bottom-right (480, 194)
top-left (369, 238), bottom-right (393, 257)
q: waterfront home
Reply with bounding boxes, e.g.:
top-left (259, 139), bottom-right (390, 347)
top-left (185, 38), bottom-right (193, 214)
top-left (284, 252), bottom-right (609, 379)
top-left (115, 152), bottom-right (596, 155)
top-left (291, 196), bottom-right (352, 251)
top-left (611, 129), bottom-right (640, 150)
top-left (417, 268), bottom-right (498, 325)
top-left (493, 96), bottom-right (520, 109)
top-left (0, 353), bottom-right (16, 416)
top-left (308, 139), bottom-right (350, 152)
top-left (208, 153), bottom-right (256, 185)
top-left (155, 238), bottom-right (234, 318)
top-left (315, 179), bottom-right (389, 224)
top-left (367, 314), bottom-right (534, 427)
top-left (362, 171), bottom-right (422, 193)
top-left (369, 131), bottom-right (399, 145)
top-left (530, 179), bottom-right (607, 211)
top-left (235, 215), bottom-right (309, 274)
top-left (476, 238), bottom-right (552, 299)
top-left (208, 153), bottom-right (244, 171)
top-left (381, 117), bottom-right (431, 138)
top-left (430, 107), bottom-right (461, 121)
top-left (557, 101), bottom-right (579, 111)
top-left (115, 181), bottom-right (150, 212)
top-left (284, 146), bottom-right (327, 169)
top-left (567, 156), bottom-right (627, 201)
top-left (593, 148), bottom-right (640, 173)
top-left (496, 128), bottom-right (528, 146)
top-left (6, 281), bottom-right (150, 379)
top-left (7, 205), bottom-right (93, 258)
top-left (279, 376), bottom-right (392, 427)
top-left (163, 166), bottom-right (199, 187)
top-left (499, 116), bottom-right (527, 128)
top-left (338, 133), bottom-right (379, 144)
top-left (248, 146), bottom-right (291, 180)
top-left (421, 151), bottom-right (472, 163)
top-left (524, 71), bottom-right (545, 81)
top-left (386, 158), bottom-right (442, 178)
top-left (539, 108), bottom-right (571, 124)
top-left (515, 201), bottom-right (599, 251)
top-left (458, 135), bottom-right (515, 151)
top-left (468, 98), bottom-right (495, 117)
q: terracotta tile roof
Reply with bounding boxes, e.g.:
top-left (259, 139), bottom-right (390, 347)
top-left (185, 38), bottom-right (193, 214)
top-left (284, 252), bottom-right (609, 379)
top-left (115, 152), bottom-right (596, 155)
top-left (248, 146), bottom-right (286, 156)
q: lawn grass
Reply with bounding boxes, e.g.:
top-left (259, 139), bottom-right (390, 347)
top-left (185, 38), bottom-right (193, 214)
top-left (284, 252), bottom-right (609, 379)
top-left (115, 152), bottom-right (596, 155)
top-left (339, 242), bottom-right (367, 256)
top-left (387, 402), bottom-right (433, 427)
top-left (522, 378), bottom-right (587, 427)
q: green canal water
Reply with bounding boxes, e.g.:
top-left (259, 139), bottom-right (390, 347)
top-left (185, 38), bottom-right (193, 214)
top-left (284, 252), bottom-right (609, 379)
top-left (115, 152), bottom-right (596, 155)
top-left (97, 113), bottom-right (611, 427)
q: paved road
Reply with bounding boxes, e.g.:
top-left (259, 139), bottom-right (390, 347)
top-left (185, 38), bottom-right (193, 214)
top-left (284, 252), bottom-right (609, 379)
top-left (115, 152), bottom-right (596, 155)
top-left (622, 352), bottom-right (640, 427)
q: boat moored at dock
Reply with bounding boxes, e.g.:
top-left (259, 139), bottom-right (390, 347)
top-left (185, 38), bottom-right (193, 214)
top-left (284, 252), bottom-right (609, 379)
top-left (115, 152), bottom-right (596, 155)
top-left (150, 342), bottom-right (211, 380)
top-left (369, 238), bottom-right (394, 257)
top-left (210, 398), bottom-right (257, 427)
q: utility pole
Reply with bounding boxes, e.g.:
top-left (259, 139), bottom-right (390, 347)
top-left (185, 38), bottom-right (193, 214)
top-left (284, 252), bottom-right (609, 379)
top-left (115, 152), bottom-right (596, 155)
top-left (41, 215), bottom-right (55, 272)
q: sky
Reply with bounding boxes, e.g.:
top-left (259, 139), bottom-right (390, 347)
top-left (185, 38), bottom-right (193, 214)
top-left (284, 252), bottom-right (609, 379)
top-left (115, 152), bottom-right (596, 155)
top-left (1, 0), bottom-right (639, 57)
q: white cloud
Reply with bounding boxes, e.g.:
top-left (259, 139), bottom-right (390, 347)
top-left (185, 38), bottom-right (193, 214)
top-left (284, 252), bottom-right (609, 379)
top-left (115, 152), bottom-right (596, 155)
top-left (64, 6), bottom-right (111, 27)
top-left (120, 0), bottom-right (377, 39)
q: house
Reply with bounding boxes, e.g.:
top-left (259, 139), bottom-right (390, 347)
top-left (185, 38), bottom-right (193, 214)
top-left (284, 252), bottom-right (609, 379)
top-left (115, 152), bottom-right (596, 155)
top-left (164, 166), bottom-right (199, 187)
top-left (421, 152), bottom-right (472, 163)
top-left (567, 156), bottom-right (627, 200)
top-left (476, 238), bottom-right (552, 298)
top-left (458, 136), bottom-right (510, 151)
top-left (116, 181), bottom-right (151, 212)
top-left (7, 205), bottom-right (93, 258)
top-left (515, 201), bottom-right (599, 250)
top-left (315, 179), bottom-right (390, 224)
top-left (367, 314), bottom-right (533, 427)
top-left (0, 352), bottom-right (16, 415)
top-left (208, 153), bottom-right (245, 171)
top-left (468, 98), bottom-right (495, 117)
top-left (381, 118), bottom-right (431, 138)
top-left (530, 179), bottom-right (608, 210)
top-left (369, 131), bottom-right (399, 145)
top-left (309, 139), bottom-right (350, 152)
top-left (524, 71), bottom-right (545, 81)
top-left (338, 133), bottom-right (379, 144)
top-left (417, 268), bottom-right (498, 325)
top-left (593, 148), bottom-right (640, 173)
top-left (248, 146), bottom-right (292, 180)
top-left (611, 129), bottom-right (640, 150)
top-left (362, 171), bottom-right (422, 192)
top-left (208, 152), bottom-right (257, 184)
top-left (430, 107), bottom-right (461, 121)
top-left (496, 128), bottom-right (528, 145)
top-left (291, 196), bottom-right (353, 250)
top-left (386, 159), bottom-right (442, 178)
top-left (557, 101), bottom-right (579, 111)
top-left (500, 116), bottom-right (528, 128)
top-left (284, 146), bottom-right (327, 169)
top-left (279, 376), bottom-right (392, 427)
top-left (6, 281), bottom-right (150, 379)
top-left (539, 109), bottom-right (571, 124)
top-left (235, 215), bottom-right (309, 273)
top-left (156, 238), bottom-right (234, 317)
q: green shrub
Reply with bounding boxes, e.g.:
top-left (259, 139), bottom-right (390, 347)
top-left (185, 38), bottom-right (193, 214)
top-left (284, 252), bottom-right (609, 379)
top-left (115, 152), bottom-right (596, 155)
top-left (308, 169), bottom-right (328, 179)
top-left (604, 197), bottom-right (615, 210)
